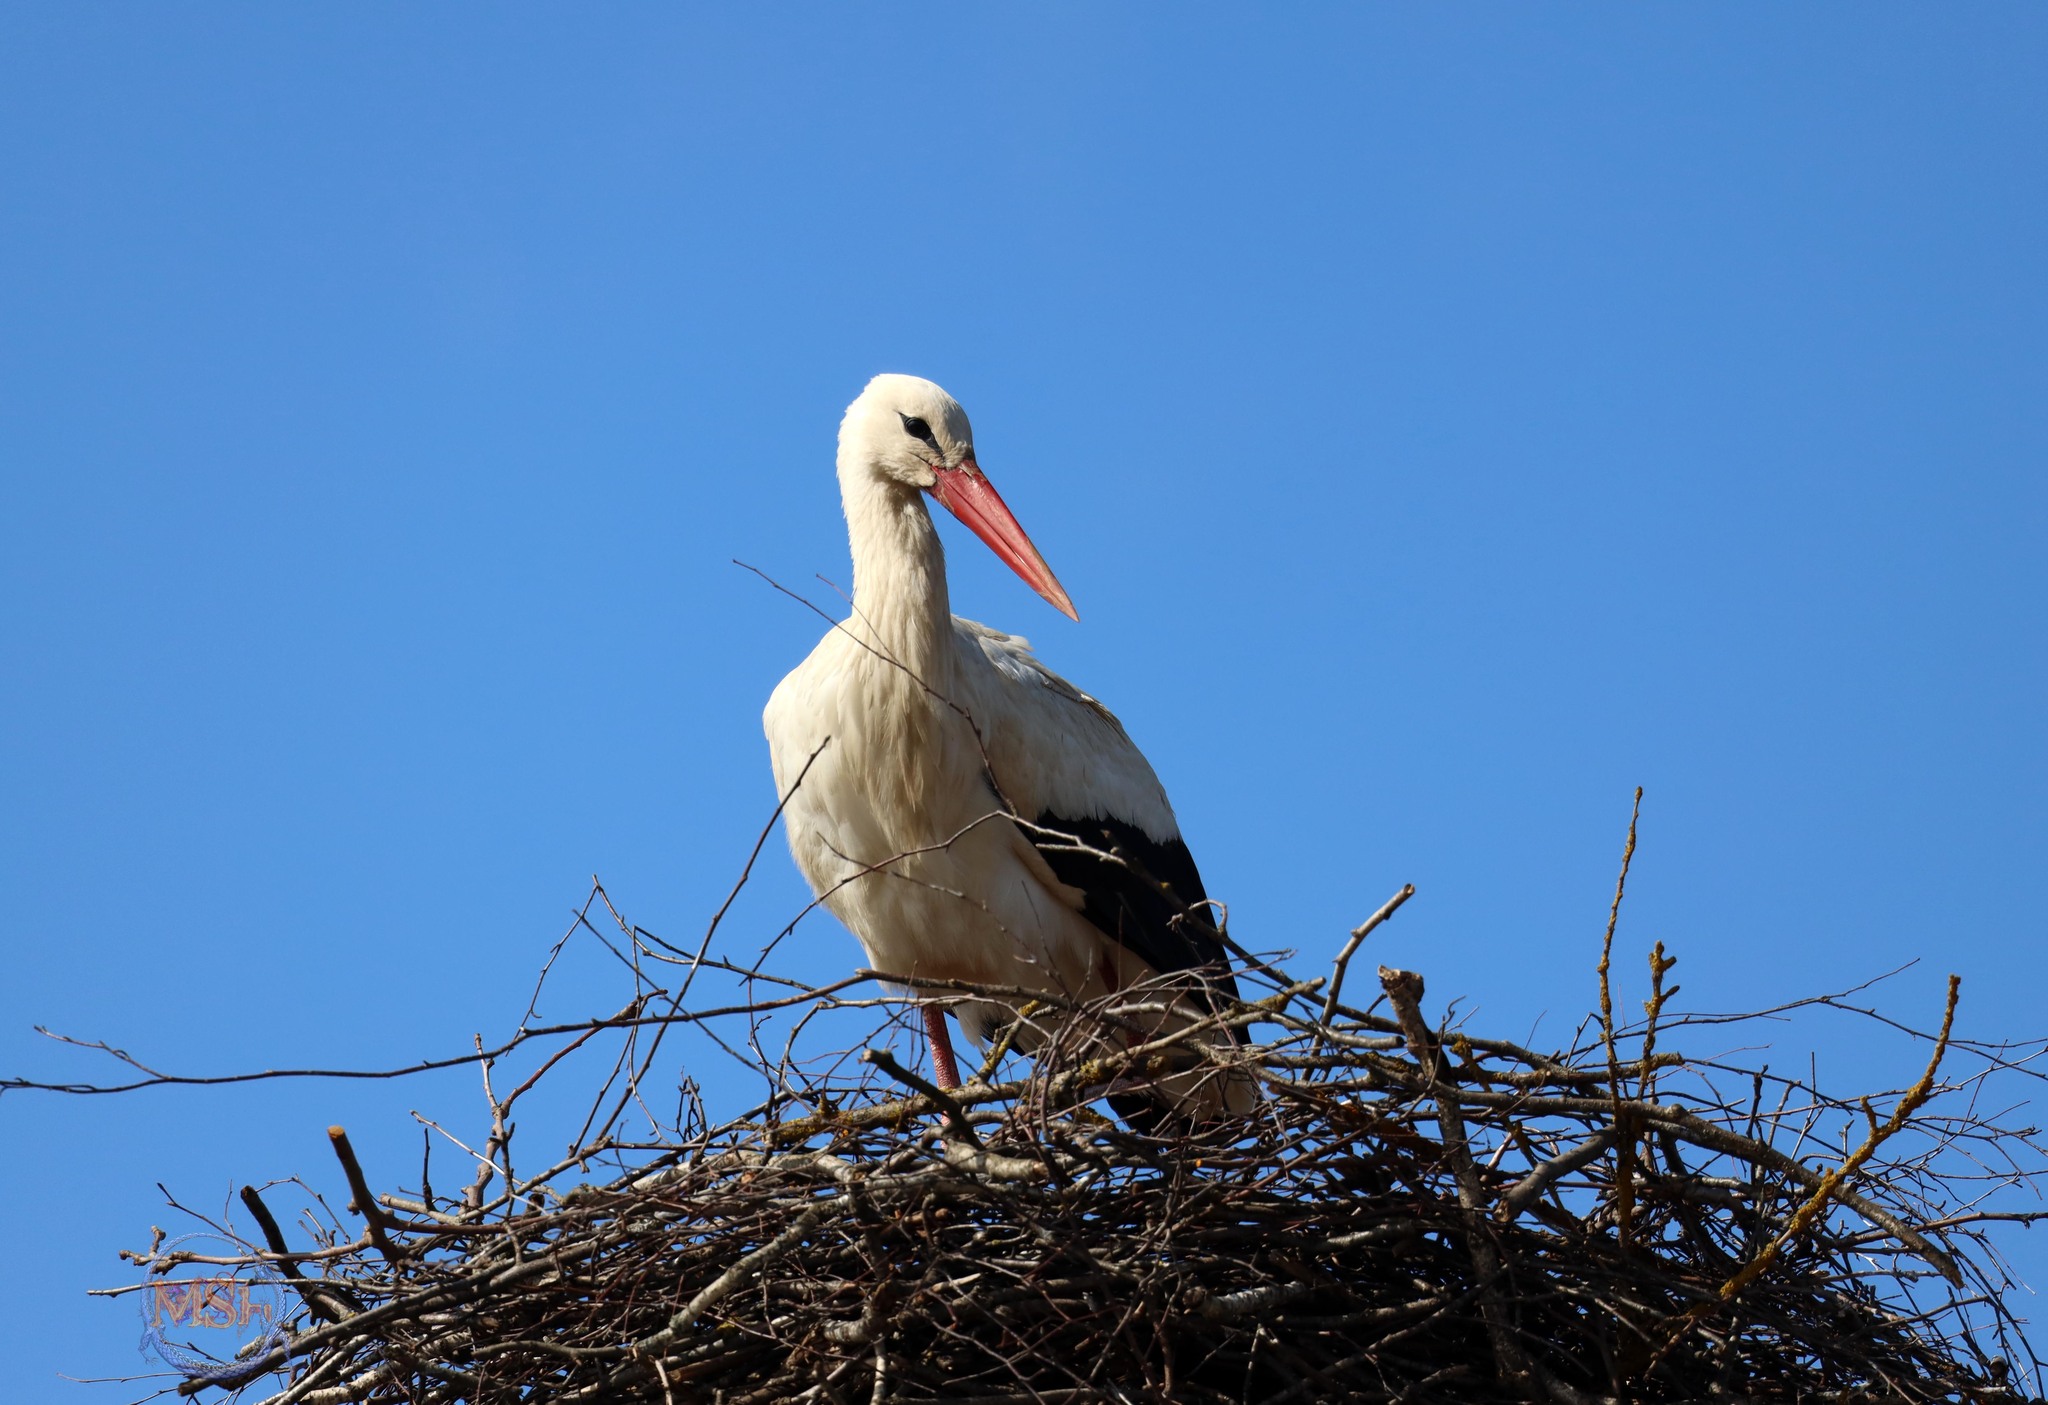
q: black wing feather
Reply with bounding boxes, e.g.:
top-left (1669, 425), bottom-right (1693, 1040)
top-left (1027, 811), bottom-right (1243, 1021)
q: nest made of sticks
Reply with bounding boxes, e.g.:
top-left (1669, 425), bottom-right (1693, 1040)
top-left (72, 869), bottom-right (2048, 1405)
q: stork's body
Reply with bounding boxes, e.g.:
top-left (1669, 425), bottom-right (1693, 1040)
top-left (764, 375), bottom-right (1247, 1112)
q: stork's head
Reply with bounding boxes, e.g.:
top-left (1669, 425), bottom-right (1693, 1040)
top-left (839, 373), bottom-right (1078, 621)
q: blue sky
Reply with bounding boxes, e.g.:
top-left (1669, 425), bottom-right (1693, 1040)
top-left (3, 7), bottom-right (2044, 1394)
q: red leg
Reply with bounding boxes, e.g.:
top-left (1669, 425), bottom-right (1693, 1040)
top-left (923, 1004), bottom-right (961, 1089)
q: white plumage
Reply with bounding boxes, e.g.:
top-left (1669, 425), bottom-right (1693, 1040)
top-left (764, 374), bottom-right (1248, 1113)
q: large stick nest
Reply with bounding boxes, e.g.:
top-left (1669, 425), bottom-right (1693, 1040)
top-left (72, 874), bottom-right (2048, 1405)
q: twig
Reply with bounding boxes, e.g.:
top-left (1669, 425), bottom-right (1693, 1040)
top-left (1321, 884), bottom-right (1415, 1029)
top-left (1379, 966), bottom-right (1530, 1391)
top-left (1642, 974), bottom-right (1967, 1378)
top-left (1598, 786), bottom-right (1643, 1248)
top-left (327, 1126), bottom-right (404, 1265)
top-left (860, 1047), bottom-right (984, 1149)
top-left (1721, 974), bottom-right (1965, 1296)
top-left (239, 1185), bottom-right (357, 1323)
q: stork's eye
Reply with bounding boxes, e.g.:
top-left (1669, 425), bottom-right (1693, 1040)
top-left (900, 414), bottom-right (935, 443)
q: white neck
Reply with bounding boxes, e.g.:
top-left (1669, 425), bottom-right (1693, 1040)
top-left (837, 459), bottom-right (952, 682)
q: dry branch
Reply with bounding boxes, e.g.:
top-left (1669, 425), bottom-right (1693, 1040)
top-left (45, 875), bottom-right (2047, 1405)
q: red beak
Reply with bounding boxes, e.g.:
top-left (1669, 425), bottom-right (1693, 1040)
top-left (928, 460), bottom-right (1079, 621)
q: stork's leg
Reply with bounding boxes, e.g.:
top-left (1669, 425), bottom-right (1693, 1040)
top-left (923, 1004), bottom-right (961, 1089)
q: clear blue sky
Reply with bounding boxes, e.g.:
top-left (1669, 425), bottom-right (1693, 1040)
top-left (4, 7), bottom-right (2044, 1395)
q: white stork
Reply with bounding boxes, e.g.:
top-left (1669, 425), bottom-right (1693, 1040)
top-left (763, 374), bottom-right (1251, 1117)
